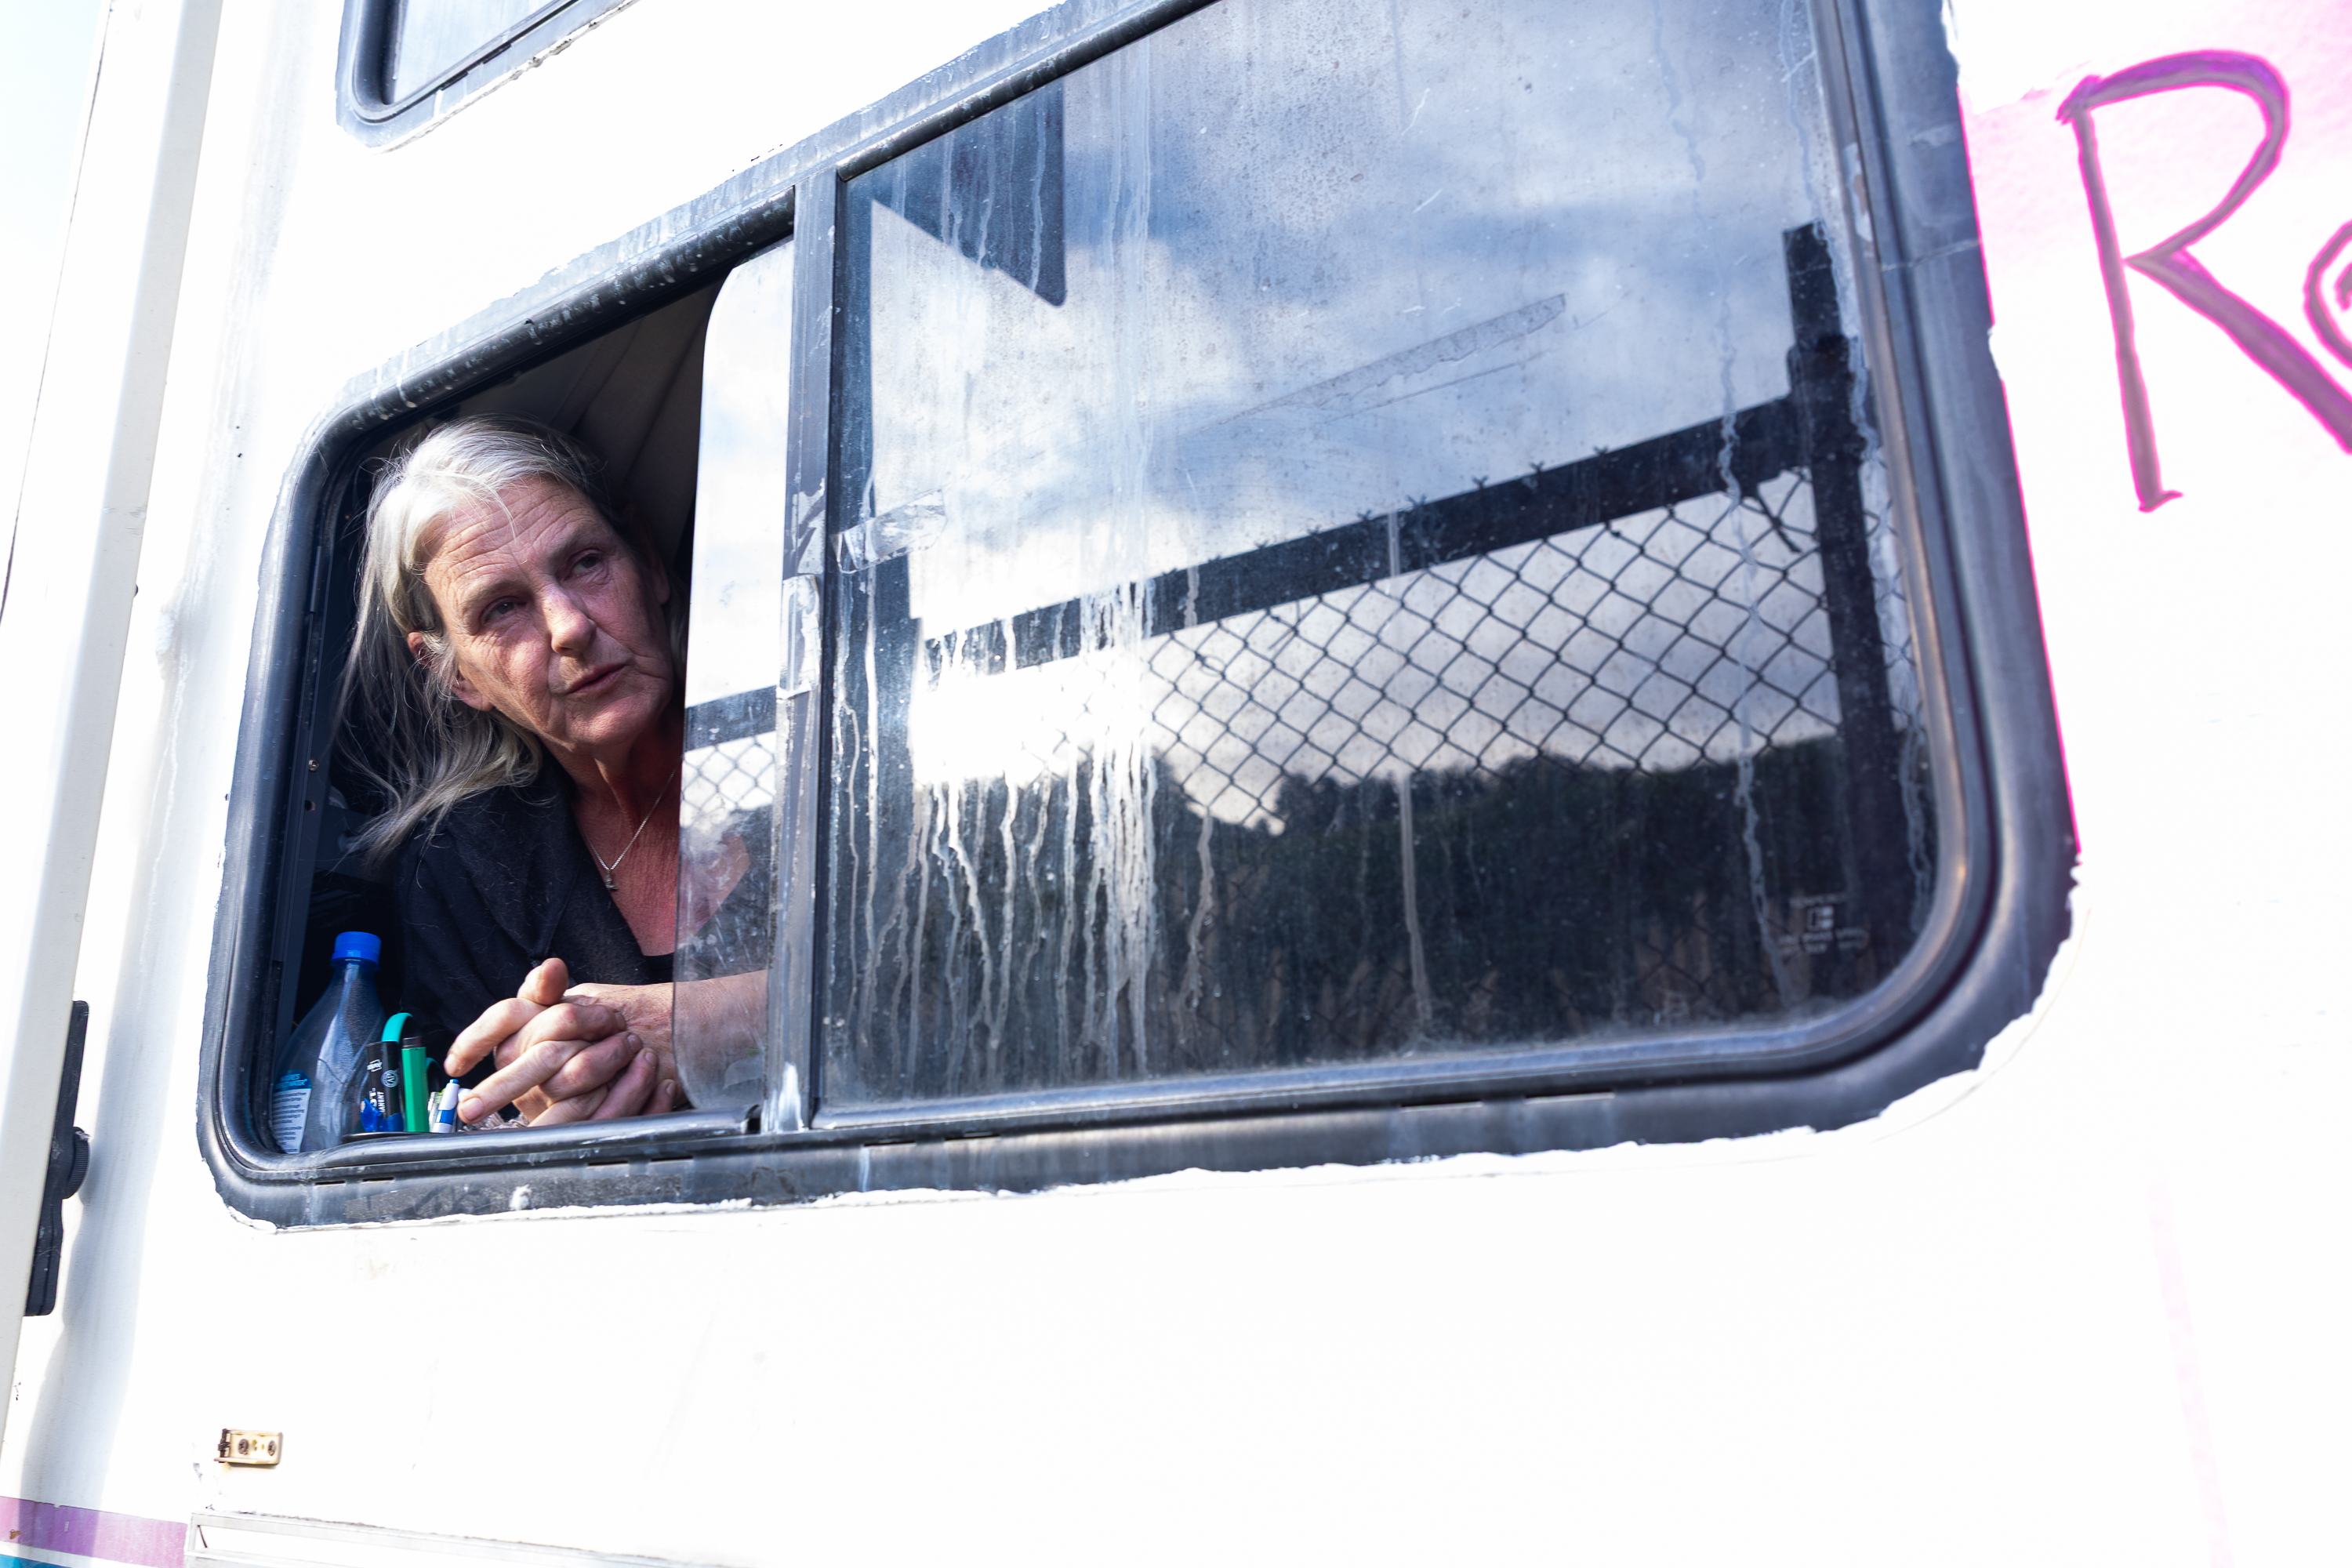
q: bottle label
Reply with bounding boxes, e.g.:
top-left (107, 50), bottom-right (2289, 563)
top-left (269, 1071), bottom-right (311, 1152)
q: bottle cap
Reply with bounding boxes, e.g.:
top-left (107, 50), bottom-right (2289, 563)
top-left (331, 931), bottom-right (382, 965)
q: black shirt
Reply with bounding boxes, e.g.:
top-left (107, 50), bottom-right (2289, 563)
top-left (394, 781), bottom-right (764, 1038)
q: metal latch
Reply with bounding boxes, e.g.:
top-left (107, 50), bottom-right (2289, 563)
top-left (216, 1431), bottom-right (281, 1466)
top-left (24, 1001), bottom-right (90, 1317)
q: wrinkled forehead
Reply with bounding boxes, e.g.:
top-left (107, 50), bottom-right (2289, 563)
top-left (416, 475), bottom-right (618, 582)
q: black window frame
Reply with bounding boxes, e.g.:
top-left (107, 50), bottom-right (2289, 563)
top-left (206, 0), bottom-right (2074, 1226)
top-left (336, 0), bottom-right (638, 147)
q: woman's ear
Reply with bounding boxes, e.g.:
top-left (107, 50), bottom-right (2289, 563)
top-left (407, 629), bottom-right (493, 711)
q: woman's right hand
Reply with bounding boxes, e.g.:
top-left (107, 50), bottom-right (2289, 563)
top-left (445, 957), bottom-right (675, 1125)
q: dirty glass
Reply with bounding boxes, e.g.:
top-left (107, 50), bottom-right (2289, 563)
top-left (670, 239), bottom-right (793, 1109)
top-left (822, 0), bottom-right (1936, 1109)
top-left (386, 0), bottom-right (563, 102)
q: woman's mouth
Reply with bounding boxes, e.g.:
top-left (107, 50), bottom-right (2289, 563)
top-left (563, 663), bottom-right (626, 698)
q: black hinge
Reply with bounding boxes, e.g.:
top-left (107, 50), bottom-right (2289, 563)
top-left (25, 1000), bottom-right (90, 1317)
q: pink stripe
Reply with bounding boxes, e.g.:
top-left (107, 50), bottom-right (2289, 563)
top-left (0, 1498), bottom-right (182, 1568)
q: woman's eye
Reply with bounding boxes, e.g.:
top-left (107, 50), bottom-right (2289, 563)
top-left (573, 551), bottom-right (604, 575)
top-left (483, 598), bottom-right (517, 623)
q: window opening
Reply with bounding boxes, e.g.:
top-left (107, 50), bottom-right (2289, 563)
top-left (823, 0), bottom-right (1936, 1110)
top-left (278, 283), bottom-right (722, 1133)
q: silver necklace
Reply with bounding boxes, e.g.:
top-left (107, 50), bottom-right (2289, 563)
top-left (592, 765), bottom-right (678, 891)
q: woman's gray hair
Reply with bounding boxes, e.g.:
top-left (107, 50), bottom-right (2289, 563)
top-left (336, 416), bottom-right (681, 869)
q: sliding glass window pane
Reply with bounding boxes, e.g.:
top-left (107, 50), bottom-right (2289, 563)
top-left (387, 0), bottom-right (563, 103)
top-left (671, 239), bottom-right (793, 1109)
top-left (826, 0), bottom-right (1935, 1108)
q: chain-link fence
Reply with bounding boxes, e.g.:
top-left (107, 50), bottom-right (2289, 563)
top-left (683, 731), bottom-right (777, 826)
top-left (676, 705), bottom-right (777, 1017)
top-left (958, 470), bottom-right (1910, 829)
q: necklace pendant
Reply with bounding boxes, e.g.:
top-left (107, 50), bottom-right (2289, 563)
top-left (592, 766), bottom-right (675, 901)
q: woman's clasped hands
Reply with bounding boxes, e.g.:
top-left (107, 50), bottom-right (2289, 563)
top-left (444, 956), bottom-right (681, 1126)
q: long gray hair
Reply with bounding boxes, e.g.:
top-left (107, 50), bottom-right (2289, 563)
top-left (336, 416), bottom-right (682, 869)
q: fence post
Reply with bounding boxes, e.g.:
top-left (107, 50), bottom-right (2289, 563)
top-left (1784, 223), bottom-right (1915, 972)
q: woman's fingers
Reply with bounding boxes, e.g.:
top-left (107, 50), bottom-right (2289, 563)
top-left (532, 1051), bottom-right (673, 1127)
top-left (446, 960), bottom-right (589, 1080)
top-left (511, 999), bottom-right (627, 1056)
top-left (446, 996), bottom-right (544, 1076)
top-left (521, 1087), bottom-right (603, 1127)
top-left (449, 960), bottom-right (581, 1076)
top-left (473, 1006), bottom-right (619, 1106)
top-left (459, 1025), bottom-right (615, 1123)
top-left (510, 1087), bottom-right (559, 1123)
top-left (586, 1047), bottom-right (659, 1122)
top-left (475, 1047), bottom-right (676, 1126)
top-left (538, 1030), bottom-right (641, 1102)
top-left (530, 1046), bottom-right (652, 1127)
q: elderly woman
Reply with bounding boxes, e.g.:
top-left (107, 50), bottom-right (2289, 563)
top-left (341, 416), bottom-right (764, 1126)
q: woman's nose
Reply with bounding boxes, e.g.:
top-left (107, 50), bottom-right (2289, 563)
top-left (544, 590), bottom-right (597, 652)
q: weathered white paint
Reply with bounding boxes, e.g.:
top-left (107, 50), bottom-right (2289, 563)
top-left (0, 0), bottom-right (222, 1458)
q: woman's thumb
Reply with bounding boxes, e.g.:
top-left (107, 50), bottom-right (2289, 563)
top-left (520, 956), bottom-right (571, 1007)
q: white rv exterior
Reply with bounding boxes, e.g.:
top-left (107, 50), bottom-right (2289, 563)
top-left (0, 0), bottom-right (2343, 1564)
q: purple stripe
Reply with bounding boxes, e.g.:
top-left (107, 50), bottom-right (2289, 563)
top-left (0, 1498), bottom-right (182, 1568)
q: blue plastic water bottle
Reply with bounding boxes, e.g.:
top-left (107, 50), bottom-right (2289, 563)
top-left (268, 931), bottom-right (387, 1152)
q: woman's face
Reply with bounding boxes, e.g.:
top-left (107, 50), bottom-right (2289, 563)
top-left (410, 477), bottom-right (674, 762)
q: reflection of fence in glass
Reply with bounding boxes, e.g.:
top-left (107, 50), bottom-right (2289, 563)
top-left (677, 720), bottom-right (776, 1006)
top-left (822, 227), bottom-right (1936, 1106)
top-left (671, 721), bottom-right (779, 1107)
top-left (924, 475), bottom-right (1848, 824)
top-left (682, 732), bottom-right (777, 825)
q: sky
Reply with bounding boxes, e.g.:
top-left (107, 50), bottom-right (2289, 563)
top-left (869, 0), bottom-right (1835, 631)
top-left (0, 0), bottom-right (107, 589)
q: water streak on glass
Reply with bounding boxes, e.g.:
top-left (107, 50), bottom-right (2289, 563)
top-left (824, 0), bottom-right (1934, 1108)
